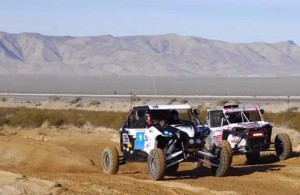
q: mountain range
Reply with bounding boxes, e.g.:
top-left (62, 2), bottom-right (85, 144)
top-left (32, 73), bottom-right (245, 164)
top-left (0, 31), bottom-right (300, 77)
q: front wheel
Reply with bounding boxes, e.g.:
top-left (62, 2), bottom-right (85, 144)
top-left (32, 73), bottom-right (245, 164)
top-left (210, 140), bottom-right (231, 177)
top-left (275, 133), bottom-right (292, 160)
top-left (148, 148), bottom-right (166, 180)
top-left (223, 140), bottom-right (233, 166)
top-left (102, 146), bottom-right (119, 174)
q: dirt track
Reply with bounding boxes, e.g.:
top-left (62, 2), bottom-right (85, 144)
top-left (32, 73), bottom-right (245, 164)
top-left (0, 127), bottom-right (300, 194)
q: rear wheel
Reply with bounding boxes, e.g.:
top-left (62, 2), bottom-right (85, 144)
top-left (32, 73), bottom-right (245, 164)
top-left (102, 146), bottom-right (119, 174)
top-left (148, 148), bottom-right (166, 180)
top-left (246, 152), bottom-right (260, 164)
top-left (211, 140), bottom-right (231, 177)
top-left (275, 133), bottom-right (292, 160)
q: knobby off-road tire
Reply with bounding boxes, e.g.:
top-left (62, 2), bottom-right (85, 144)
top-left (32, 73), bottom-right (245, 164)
top-left (223, 140), bottom-right (233, 166)
top-left (211, 140), bottom-right (231, 177)
top-left (102, 146), bottom-right (119, 174)
top-left (165, 163), bottom-right (179, 176)
top-left (148, 148), bottom-right (166, 180)
top-left (275, 133), bottom-right (292, 160)
top-left (246, 152), bottom-right (260, 164)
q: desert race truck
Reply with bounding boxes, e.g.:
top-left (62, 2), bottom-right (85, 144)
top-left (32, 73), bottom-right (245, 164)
top-left (206, 104), bottom-right (292, 164)
top-left (101, 104), bottom-right (232, 180)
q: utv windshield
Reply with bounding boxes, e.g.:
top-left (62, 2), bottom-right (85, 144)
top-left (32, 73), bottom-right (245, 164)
top-left (225, 110), bottom-right (262, 124)
top-left (150, 109), bottom-right (201, 126)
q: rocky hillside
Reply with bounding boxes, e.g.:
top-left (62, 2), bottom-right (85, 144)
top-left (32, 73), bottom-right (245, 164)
top-left (0, 31), bottom-right (300, 77)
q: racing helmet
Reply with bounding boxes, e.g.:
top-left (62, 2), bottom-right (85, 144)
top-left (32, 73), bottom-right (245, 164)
top-left (169, 109), bottom-right (179, 121)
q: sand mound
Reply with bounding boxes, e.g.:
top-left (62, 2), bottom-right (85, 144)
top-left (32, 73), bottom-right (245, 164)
top-left (0, 130), bottom-right (98, 173)
top-left (0, 170), bottom-right (65, 194)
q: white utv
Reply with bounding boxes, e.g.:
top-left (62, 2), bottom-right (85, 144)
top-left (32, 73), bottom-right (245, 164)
top-left (206, 104), bottom-right (292, 164)
top-left (102, 104), bottom-right (232, 180)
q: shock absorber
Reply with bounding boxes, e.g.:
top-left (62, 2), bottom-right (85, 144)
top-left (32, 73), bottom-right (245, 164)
top-left (166, 140), bottom-right (177, 155)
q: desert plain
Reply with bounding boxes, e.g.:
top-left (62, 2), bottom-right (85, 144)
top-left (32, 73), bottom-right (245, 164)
top-left (0, 96), bottom-right (300, 194)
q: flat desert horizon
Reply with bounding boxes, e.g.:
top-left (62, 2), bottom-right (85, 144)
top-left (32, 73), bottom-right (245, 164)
top-left (1, 74), bottom-right (300, 96)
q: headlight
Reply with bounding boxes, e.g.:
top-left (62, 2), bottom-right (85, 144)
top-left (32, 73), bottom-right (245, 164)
top-left (196, 139), bottom-right (201, 144)
top-left (189, 138), bottom-right (195, 145)
top-left (164, 130), bottom-right (173, 136)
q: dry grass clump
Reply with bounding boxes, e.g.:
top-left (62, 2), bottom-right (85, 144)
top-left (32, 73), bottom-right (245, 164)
top-left (216, 98), bottom-right (229, 106)
top-left (197, 105), bottom-right (209, 123)
top-left (168, 98), bottom-right (177, 105)
top-left (0, 107), bottom-right (127, 129)
top-left (48, 96), bottom-right (60, 102)
top-left (89, 100), bottom-right (101, 106)
top-left (70, 97), bottom-right (82, 105)
top-left (179, 98), bottom-right (188, 104)
top-left (0, 97), bottom-right (7, 102)
top-left (264, 111), bottom-right (300, 131)
top-left (131, 94), bottom-right (141, 102)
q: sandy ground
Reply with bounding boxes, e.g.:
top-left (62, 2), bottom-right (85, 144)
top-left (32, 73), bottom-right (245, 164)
top-left (0, 125), bottom-right (299, 195)
top-left (0, 98), bottom-right (300, 194)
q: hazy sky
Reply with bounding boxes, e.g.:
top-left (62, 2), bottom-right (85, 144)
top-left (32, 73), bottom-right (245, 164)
top-left (0, 0), bottom-right (299, 43)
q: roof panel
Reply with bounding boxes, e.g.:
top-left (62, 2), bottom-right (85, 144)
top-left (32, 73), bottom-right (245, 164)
top-left (149, 104), bottom-right (191, 110)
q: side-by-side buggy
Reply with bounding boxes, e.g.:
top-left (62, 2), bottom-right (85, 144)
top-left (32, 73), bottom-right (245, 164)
top-left (102, 104), bottom-right (232, 180)
top-left (206, 104), bottom-right (292, 163)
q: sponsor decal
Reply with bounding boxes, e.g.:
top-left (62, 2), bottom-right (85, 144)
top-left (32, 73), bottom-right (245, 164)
top-left (122, 134), bottom-right (130, 144)
top-left (134, 132), bottom-right (145, 150)
top-left (225, 107), bottom-right (257, 113)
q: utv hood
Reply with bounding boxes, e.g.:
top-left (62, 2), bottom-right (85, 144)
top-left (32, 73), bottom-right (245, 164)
top-left (171, 124), bottom-right (195, 137)
top-left (228, 122), bottom-right (270, 130)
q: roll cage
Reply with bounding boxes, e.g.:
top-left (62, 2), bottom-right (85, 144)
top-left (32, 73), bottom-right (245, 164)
top-left (126, 105), bottom-right (202, 129)
top-left (207, 106), bottom-right (264, 127)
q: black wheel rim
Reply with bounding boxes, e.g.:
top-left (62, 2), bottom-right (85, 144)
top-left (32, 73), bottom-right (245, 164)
top-left (211, 148), bottom-right (221, 166)
top-left (275, 140), bottom-right (283, 155)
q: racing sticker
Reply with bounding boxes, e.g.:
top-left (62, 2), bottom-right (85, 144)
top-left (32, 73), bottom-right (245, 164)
top-left (122, 133), bottom-right (130, 144)
top-left (134, 131), bottom-right (145, 150)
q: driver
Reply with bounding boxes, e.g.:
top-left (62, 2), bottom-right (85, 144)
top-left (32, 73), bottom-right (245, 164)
top-left (168, 109), bottom-right (180, 124)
